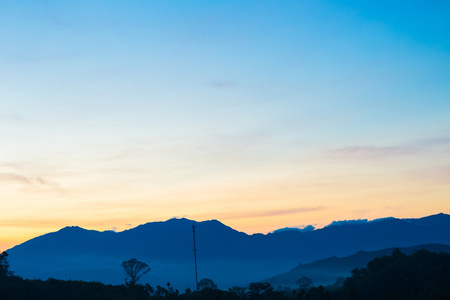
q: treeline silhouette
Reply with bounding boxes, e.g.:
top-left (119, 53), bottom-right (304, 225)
top-left (332, 248), bottom-right (450, 300)
top-left (1, 249), bottom-right (449, 299)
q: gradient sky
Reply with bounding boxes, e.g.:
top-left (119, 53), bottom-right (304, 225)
top-left (1, 0), bottom-right (449, 251)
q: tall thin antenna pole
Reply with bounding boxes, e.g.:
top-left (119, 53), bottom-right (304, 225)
top-left (192, 225), bottom-right (198, 292)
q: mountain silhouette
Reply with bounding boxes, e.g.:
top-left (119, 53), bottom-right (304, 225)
top-left (264, 243), bottom-right (450, 288)
top-left (7, 213), bottom-right (450, 289)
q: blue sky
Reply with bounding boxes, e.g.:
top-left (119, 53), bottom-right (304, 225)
top-left (1, 0), bottom-right (449, 250)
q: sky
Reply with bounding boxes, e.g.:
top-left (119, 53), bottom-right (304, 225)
top-left (1, 0), bottom-right (449, 251)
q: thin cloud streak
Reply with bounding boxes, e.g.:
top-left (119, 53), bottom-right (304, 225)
top-left (328, 145), bottom-right (417, 159)
top-left (0, 172), bottom-right (56, 186)
top-left (196, 206), bottom-right (324, 221)
top-left (0, 173), bottom-right (32, 185)
top-left (0, 172), bottom-right (64, 194)
top-left (326, 135), bottom-right (450, 161)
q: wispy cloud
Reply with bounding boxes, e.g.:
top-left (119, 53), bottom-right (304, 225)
top-left (0, 173), bottom-right (31, 185)
top-left (245, 207), bottom-right (324, 218)
top-left (0, 172), bottom-right (63, 193)
top-left (272, 224), bottom-right (316, 233)
top-left (329, 145), bottom-right (416, 160)
top-left (325, 219), bottom-right (368, 228)
top-left (328, 135), bottom-right (450, 161)
top-left (170, 215), bottom-right (190, 219)
top-left (196, 206), bottom-right (324, 220)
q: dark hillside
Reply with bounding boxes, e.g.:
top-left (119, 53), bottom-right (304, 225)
top-left (265, 243), bottom-right (450, 288)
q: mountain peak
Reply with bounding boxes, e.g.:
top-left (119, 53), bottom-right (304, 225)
top-left (59, 226), bottom-right (86, 231)
top-left (403, 212), bottom-right (450, 227)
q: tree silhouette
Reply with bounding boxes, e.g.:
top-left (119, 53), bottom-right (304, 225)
top-left (0, 251), bottom-right (12, 277)
top-left (296, 276), bottom-right (313, 290)
top-left (248, 282), bottom-right (274, 299)
top-left (197, 278), bottom-right (218, 290)
top-left (338, 248), bottom-right (450, 299)
top-left (121, 258), bottom-right (151, 285)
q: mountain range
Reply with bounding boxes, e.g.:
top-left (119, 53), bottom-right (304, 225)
top-left (7, 213), bottom-right (450, 290)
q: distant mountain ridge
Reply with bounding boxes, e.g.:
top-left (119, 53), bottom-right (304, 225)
top-left (7, 213), bottom-right (450, 289)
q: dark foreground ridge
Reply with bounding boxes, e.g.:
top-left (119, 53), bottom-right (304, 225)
top-left (265, 243), bottom-right (450, 287)
top-left (1, 248), bottom-right (449, 299)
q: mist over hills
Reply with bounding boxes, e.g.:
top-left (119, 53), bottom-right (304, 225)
top-left (265, 243), bottom-right (450, 288)
top-left (7, 213), bottom-right (450, 290)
